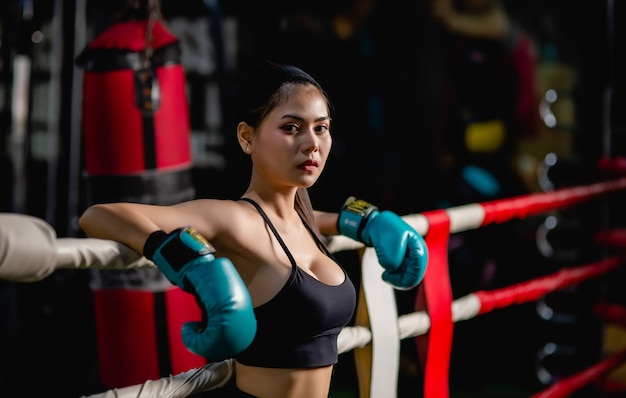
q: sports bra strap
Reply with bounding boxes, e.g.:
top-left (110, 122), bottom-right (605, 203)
top-left (238, 198), bottom-right (335, 261)
top-left (239, 198), bottom-right (297, 267)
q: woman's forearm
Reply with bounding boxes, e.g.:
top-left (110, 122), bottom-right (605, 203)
top-left (79, 203), bottom-right (160, 254)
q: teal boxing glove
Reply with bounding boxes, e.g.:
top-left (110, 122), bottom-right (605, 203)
top-left (337, 197), bottom-right (428, 290)
top-left (143, 227), bottom-right (256, 360)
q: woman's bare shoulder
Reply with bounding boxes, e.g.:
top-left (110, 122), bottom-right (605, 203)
top-left (175, 198), bottom-right (262, 238)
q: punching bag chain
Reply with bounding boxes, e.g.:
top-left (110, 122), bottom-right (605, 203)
top-left (117, 0), bottom-right (164, 68)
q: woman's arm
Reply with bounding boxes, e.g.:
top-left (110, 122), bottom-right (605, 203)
top-left (78, 199), bottom-right (225, 254)
top-left (79, 202), bottom-right (165, 254)
top-left (314, 210), bottom-right (339, 237)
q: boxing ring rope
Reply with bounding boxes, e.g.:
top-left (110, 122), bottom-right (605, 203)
top-left (530, 349), bottom-right (626, 398)
top-left (344, 177), bottom-right (626, 398)
top-left (395, 256), bottom-right (625, 340)
top-left (1, 176), bottom-right (626, 398)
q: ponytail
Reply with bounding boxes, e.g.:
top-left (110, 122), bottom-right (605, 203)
top-left (295, 187), bottom-right (325, 244)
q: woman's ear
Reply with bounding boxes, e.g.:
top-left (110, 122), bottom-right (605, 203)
top-left (237, 122), bottom-right (253, 154)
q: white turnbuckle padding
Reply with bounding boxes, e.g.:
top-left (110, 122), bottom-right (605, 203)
top-left (0, 213), bottom-right (155, 282)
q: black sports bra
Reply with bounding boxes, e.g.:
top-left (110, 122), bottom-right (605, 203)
top-left (234, 198), bottom-right (356, 368)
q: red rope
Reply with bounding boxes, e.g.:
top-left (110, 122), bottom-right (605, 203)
top-left (475, 257), bottom-right (624, 315)
top-left (595, 228), bottom-right (626, 248)
top-left (480, 177), bottom-right (626, 226)
top-left (597, 155), bottom-right (626, 174)
top-left (530, 348), bottom-right (626, 398)
top-left (409, 177), bottom-right (626, 397)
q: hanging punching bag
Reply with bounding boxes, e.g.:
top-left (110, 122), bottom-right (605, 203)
top-left (76, 17), bottom-right (205, 388)
top-left (77, 19), bottom-right (194, 204)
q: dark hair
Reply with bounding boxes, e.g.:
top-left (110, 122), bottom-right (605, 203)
top-left (233, 60), bottom-right (330, 128)
top-left (235, 61), bottom-right (330, 240)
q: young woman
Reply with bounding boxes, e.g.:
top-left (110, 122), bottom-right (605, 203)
top-left (79, 61), bottom-right (427, 397)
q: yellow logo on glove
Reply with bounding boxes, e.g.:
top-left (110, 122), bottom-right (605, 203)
top-left (186, 227), bottom-right (214, 251)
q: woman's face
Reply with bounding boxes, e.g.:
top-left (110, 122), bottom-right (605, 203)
top-left (250, 84), bottom-right (332, 190)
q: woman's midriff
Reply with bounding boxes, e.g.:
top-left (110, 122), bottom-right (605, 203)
top-left (234, 361), bottom-right (334, 398)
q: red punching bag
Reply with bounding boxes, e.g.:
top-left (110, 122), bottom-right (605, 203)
top-left (78, 19), bottom-right (195, 204)
top-left (76, 18), bottom-right (205, 388)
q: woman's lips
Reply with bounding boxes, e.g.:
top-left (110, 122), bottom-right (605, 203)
top-left (298, 159), bottom-right (318, 172)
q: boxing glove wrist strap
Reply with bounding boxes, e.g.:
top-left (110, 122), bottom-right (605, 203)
top-left (143, 228), bottom-right (215, 273)
top-left (337, 196), bottom-right (379, 244)
top-left (143, 230), bottom-right (168, 260)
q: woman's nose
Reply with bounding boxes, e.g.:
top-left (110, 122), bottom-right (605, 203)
top-left (303, 130), bottom-right (319, 152)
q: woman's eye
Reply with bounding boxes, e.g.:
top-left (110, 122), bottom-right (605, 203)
top-left (315, 125), bottom-right (329, 133)
top-left (282, 124), bottom-right (299, 132)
